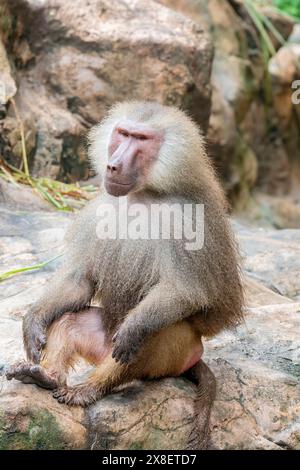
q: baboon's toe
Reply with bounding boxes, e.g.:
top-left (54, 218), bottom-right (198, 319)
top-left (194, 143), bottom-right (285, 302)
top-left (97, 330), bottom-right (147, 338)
top-left (6, 362), bottom-right (58, 390)
top-left (53, 385), bottom-right (97, 407)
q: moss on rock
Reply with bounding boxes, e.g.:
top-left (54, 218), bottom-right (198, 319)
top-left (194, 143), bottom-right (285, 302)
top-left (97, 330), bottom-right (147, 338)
top-left (0, 410), bottom-right (65, 450)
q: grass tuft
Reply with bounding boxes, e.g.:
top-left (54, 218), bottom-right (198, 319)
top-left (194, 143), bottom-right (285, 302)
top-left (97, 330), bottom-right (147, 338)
top-left (0, 98), bottom-right (98, 212)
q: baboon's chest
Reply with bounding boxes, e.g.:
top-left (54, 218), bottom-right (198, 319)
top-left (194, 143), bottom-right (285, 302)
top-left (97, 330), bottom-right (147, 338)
top-left (93, 238), bottom-right (158, 325)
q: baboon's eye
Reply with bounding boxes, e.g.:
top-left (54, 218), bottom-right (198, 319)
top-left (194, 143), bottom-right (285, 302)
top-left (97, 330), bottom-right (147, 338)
top-left (136, 134), bottom-right (149, 141)
top-left (118, 129), bottom-right (129, 137)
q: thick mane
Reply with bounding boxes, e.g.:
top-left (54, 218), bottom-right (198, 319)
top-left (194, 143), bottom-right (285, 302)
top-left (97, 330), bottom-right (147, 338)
top-left (88, 101), bottom-right (227, 208)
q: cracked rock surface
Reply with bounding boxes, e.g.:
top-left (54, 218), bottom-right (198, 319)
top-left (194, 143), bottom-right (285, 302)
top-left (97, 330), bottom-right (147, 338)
top-left (0, 204), bottom-right (299, 449)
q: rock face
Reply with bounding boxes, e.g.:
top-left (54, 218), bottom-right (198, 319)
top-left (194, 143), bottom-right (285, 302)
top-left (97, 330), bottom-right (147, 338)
top-left (208, 301), bottom-right (300, 450)
top-left (160, 0), bottom-right (259, 206)
top-left (1, 0), bottom-right (299, 207)
top-left (160, 0), bottom-right (300, 207)
top-left (269, 38), bottom-right (300, 191)
top-left (236, 221), bottom-right (300, 300)
top-left (0, 0), bottom-right (212, 181)
top-left (0, 203), bottom-right (299, 450)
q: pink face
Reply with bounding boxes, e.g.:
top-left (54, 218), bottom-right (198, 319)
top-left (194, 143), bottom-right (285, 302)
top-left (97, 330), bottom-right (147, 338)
top-left (105, 120), bottom-right (163, 197)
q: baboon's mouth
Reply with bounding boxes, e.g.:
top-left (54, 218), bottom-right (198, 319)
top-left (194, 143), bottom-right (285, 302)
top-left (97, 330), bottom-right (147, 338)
top-left (105, 177), bottom-right (136, 196)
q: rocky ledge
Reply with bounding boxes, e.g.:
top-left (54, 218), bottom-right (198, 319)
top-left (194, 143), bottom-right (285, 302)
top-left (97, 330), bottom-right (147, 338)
top-left (0, 203), bottom-right (299, 450)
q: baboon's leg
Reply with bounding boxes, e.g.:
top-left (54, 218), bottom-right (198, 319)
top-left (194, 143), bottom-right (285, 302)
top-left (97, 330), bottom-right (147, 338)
top-left (52, 320), bottom-right (204, 405)
top-left (6, 307), bottom-right (109, 390)
top-left (53, 355), bottom-right (132, 406)
top-left (52, 317), bottom-right (215, 449)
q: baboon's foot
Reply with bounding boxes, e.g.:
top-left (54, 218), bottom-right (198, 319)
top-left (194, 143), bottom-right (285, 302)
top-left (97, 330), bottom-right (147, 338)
top-left (53, 384), bottom-right (98, 407)
top-left (6, 361), bottom-right (58, 390)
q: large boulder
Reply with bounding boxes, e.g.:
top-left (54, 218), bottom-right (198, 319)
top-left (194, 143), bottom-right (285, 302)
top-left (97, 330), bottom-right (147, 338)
top-left (0, 202), bottom-right (299, 450)
top-left (160, 0), bottom-right (300, 206)
top-left (1, 0), bottom-right (212, 180)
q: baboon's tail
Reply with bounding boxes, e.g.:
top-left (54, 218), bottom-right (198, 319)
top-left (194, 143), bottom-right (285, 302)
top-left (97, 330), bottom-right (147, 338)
top-left (184, 359), bottom-right (216, 450)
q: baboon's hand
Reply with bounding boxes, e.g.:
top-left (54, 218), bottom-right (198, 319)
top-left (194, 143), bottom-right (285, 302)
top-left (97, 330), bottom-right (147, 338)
top-left (112, 320), bottom-right (143, 364)
top-left (23, 313), bottom-right (47, 363)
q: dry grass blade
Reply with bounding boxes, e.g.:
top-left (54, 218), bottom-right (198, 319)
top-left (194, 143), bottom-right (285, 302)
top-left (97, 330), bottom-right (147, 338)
top-left (10, 98), bottom-right (30, 178)
top-left (1, 99), bottom-right (98, 210)
top-left (0, 162), bottom-right (20, 187)
top-left (0, 159), bottom-right (98, 211)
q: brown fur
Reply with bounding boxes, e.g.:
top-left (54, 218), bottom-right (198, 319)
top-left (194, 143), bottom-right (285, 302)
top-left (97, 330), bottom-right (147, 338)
top-left (8, 101), bottom-right (244, 449)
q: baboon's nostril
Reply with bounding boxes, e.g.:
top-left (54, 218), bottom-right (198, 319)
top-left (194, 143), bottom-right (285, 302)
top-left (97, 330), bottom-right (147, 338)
top-left (107, 164), bottom-right (118, 173)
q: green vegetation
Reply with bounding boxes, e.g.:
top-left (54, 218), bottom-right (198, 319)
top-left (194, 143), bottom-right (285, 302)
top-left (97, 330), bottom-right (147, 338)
top-left (245, 0), bottom-right (286, 60)
top-left (0, 160), bottom-right (97, 212)
top-left (275, 0), bottom-right (300, 20)
top-left (0, 99), bottom-right (97, 212)
top-left (0, 410), bottom-right (65, 450)
top-left (244, 0), bottom-right (286, 106)
top-left (0, 254), bottom-right (62, 282)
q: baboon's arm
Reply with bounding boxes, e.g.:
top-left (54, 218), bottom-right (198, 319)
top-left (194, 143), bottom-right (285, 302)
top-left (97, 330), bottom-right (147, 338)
top-left (23, 269), bottom-right (94, 363)
top-left (112, 282), bottom-right (204, 364)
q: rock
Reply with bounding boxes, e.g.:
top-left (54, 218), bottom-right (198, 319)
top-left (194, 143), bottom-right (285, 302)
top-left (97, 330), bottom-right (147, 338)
top-left (0, 204), bottom-right (299, 449)
top-left (87, 379), bottom-right (196, 450)
top-left (289, 24), bottom-right (300, 44)
top-left (240, 101), bottom-right (292, 196)
top-left (235, 221), bottom-right (300, 299)
top-left (267, 40), bottom-right (300, 191)
top-left (0, 39), bottom-right (16, 106)
top-left (2, 0), bottom-right (212, 180)
top-left (161, 0), bottom-right (300, 203)
top-left (0, 381), bottom-right (87, 449)
top-left (0, 179), bottom-right (55, 211)
top-left (207, 306), bottom-right (300, 450)
top-left (243, 276), bottom-right (294, 308)
top-left (2, 0), bottom-right (299, 202)
top-left (160, 0), bottom-right (261, 206)
top-left (270, 45), bottom-right (300, 87)
top-left (242, 193), bottom-right (300, 230)
top-left (269, 42), bottom-right (300, 131)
